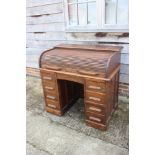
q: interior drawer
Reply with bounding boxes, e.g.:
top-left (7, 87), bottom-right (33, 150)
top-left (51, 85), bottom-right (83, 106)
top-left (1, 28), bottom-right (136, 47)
top-left (85, 91), bottom-right (106, 105)
top-left (85, 102), bottom-right (106, 115)
top-left (86, 111), bottom-right (106, 124)
top-left (86, 80), bottom-right (106, 93)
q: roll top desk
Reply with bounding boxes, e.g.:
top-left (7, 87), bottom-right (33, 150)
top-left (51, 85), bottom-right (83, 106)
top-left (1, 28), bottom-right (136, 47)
top-left (39, 44), bottom-right (122, 130)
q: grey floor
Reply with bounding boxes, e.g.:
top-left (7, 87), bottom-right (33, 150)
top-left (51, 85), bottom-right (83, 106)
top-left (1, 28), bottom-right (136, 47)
top-left (26, 76), bottom-right (129, 155)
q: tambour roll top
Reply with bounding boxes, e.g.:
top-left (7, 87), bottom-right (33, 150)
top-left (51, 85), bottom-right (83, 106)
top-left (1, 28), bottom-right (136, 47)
top-left (39, 44), bottom-right (122, 78)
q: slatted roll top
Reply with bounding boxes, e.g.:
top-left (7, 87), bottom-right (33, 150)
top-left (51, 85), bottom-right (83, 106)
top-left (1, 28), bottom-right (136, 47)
top-left (39, 44), bottom-right (122, 78)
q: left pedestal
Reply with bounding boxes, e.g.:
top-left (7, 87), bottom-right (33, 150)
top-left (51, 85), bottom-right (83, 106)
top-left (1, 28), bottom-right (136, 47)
top-left (40, 70), bottom-right (62, 116)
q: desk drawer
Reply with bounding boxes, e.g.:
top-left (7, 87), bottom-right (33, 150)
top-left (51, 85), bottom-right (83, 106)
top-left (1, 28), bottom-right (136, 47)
top-left (86, 111), bottom-right (106, 124)
top-left (42, 81), bottom-right (57, 93)
top-left (85, 91), bottom-right (106, 105)
top-left (40, 70), bottom-right (56, 82)
top-left (85, 102), bottom-right (106, 115)
top-left (45, 92), bottom-right (58, 102)
top-left (86, 81), bottom-right (106, 93)
top-left (45, 98), bottom-right (59, 109)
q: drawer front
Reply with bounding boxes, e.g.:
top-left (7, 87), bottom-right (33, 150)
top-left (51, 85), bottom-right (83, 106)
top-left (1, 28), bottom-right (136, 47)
top-left (42, 81), bottom-right (57, 94)
top-left (86, 81), bottom-right (106, 93)
top-left (86, 111), bottom-right (106, 124)
top-left (45, 98), bottom-right (59, 109)
top-left (44, 92), bottom-right (58, 102)
top-left (40, 70), bottom-right (56, 82)
top-left (85, 102), bottom-right (106, 115)
top-left (85, 91), bottom-right (106, 105)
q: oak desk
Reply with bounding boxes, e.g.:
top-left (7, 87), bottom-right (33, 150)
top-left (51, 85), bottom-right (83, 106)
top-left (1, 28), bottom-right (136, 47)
top-left (39, 44), bottom-right (122, 130)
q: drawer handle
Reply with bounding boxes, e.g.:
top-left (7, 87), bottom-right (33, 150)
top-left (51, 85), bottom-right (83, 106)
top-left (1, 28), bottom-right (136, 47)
top-left (89, 116), bottom-right (101, 122)
top-left (46, 95), bottom-right (56, 100)
top-left (89, 107), bottom-right (102, 112)
top-left (78, 70), bottom-right (98, 76)
top-left (43, 65), bottom-right (62, 71)
top-left (48, 104), bottom-right (56, 108)
top-left (45, 86), bottom-right (54, 90)
top-left (88, 85), bottom-right (101, 90)
top-left (43, 76), bottom-right (52, 80)
top-left (89, 96), bottom-right (101, 101)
